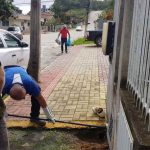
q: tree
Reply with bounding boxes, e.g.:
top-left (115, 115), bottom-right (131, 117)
top-left (27, 0), bottom-right (41, 81)
top-left (0, 0), bottom-right (15, 21)
top-left (98, 0), bottom-right (114, 20)
top-left (91, 0), bottom-right (108, 10)
top-left (47, 17), bottom-right (61, 26)
top-left (50, 0), bottom-right (89, 25)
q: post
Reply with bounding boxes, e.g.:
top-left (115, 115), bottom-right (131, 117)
top-left (84, 0), bottom-right (90, 36)
top-left (27, 0), bottom-right (41, 81)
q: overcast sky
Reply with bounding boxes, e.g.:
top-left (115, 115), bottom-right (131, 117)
top-left (13, 0), bottom-right (54, 14)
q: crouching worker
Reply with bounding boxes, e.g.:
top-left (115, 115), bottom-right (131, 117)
top-left (2, 66), bottom-right (55, 126)
top-left (0, 62), bottom-right (10, 150)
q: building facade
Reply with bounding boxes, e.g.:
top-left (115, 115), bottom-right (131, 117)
top-left (107, 0), bottom-right (150, 149)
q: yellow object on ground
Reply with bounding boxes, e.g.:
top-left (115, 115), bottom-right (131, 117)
top-left (7, 120), bottom-right (106, 129)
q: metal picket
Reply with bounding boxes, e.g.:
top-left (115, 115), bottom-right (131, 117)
top-left (127, 0), bottom-right (150, 131)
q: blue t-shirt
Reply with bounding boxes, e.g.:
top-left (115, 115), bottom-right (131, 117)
top-left (3, 67), bottom-right (41, 97)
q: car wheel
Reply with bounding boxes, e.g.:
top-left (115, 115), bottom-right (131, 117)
top-left (95, 37), bottom-right (102, 47)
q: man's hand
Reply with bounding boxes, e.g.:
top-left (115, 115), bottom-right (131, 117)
top-left (42, 106), bottom-right (55, 123)
top-left (36, 94), bottom-right (55, 123)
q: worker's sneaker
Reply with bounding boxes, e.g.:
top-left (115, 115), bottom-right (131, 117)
top-left (92, 107), bottom-right (105, 118)
top-left (30, 118), bottom-right (46, 127)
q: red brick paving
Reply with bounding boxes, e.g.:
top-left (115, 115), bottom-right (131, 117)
top-left (6, 46), bottom-right (82, 119)
top-left (6, 45), bottom-right (109, 121)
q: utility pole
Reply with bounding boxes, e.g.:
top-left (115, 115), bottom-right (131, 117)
top-left (84, 0), bottom-right (90, 36)
top-left (27, 0), bottom-right (41, 81)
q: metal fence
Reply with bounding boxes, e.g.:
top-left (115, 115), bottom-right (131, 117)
top-left (127, 0), bottom-right (150, 131)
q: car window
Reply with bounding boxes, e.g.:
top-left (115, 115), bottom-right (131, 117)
top-left (15, 27), bottom-right (20, 32)
top-left (2, 33), bottom-right (20, 48)
top-left (7, 27), bottom-right (15, 31)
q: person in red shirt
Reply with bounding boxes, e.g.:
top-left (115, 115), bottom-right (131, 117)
top-left (58, 25), bottom-right (70, 53)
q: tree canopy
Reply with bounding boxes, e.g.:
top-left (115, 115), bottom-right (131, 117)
top-left (50, 0), bottom-right (109, 25)
top-left (0, 1), bottom-right (19, 21)
top-left (98, 0), bottom-right (114, 20)
top-left (51, 0), bottom-right (89, 24)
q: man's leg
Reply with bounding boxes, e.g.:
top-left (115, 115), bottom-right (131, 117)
top-left (61, 38), bottom-right (64, 53)
top-left (30, 96), bottom-right (40, 118)
top-left (0, 117), bottom-right (10, 150)
top-left (30, 96), bottom-right (46, 126)
top-left (65, 38), bottom-right (67, 53)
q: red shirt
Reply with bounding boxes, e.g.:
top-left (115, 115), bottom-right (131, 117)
top-left (60, 28), bottom-right (69, 38)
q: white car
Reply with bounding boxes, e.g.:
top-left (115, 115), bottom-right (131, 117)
top-left (7, 26), bottom-right (23, 40)
top-left (76, 26), bottom-right (82, 31)
top-left (0, 29), bottom-right (29, 68)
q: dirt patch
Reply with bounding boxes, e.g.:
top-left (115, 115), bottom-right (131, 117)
top-left (8, 128), bottom-right (109, 150)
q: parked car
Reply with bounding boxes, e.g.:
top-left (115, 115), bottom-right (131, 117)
top-left (76, 26), bottom-right (82, 31)
top-left (7, 26), bottom-right (23, 40)
top-left (0, 29), bottom-right (29, 68)
top-left (85, 30), bottom-right (103, 47)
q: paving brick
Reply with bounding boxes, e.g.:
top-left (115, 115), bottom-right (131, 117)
top-left (65, 105), bottom-right (76, 109)
top-left (6, 46), bottom-right (109, 123)
top-left (60, 114), bottom-right (74, 118)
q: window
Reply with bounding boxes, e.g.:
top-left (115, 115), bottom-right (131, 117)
top-left (0, 38), bottom-right (4, 48)
top-left (2, 20), bottom-right (9, 26)
top-left (2, 33), bottom-right (20, 48)
top-left (7, 27), bottom-right (15, 31)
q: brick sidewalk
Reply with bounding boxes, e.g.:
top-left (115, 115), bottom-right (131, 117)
top-left (6, 45), bottom-right (109, 124)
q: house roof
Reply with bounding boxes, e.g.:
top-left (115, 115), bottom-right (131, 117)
top-left (17, 14), bottom-right (30, 21)
top-left (41, 12), bottom-right (53, 20)
top-left (10, 11), bottom-right (53, 22)
top-left (13, 14), bottom-right (46, 22)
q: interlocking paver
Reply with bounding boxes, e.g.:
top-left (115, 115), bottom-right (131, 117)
top-left (6, 45), bottom-right (109, 124)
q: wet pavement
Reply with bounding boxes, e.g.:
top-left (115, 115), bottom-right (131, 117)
top-left (5, 45), bottom-right (109, 128)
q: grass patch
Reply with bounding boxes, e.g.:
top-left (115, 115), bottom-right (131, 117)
top-left (9, 129), bottom-right (75, 150)
top-left (73, 38), bottom-right (94, 45)
top-left (8, 128), bottom-right (108, 150)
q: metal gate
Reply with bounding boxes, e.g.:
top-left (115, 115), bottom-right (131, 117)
top-left (127, 0), bottom-right (150, 131)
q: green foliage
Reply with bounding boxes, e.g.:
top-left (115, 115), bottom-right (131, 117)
top-left (65, 9), bottom-right (86, 24)
top-left (47, 17), bottom-right (61, 25)
top-left (98, 0), bottom-right (114, 20)
top-left (50, 0), bottom-right (90, 25)
top-left (91, 0), bottom-right (109, 10)
top-left (50, 0), bottom-right (113, 25)
top-left (66, 9), bottom-right (86, 18)
top-left (73, 38), bottom-right (94, 45)
top-left (0, 1), bottom-right (15, 20)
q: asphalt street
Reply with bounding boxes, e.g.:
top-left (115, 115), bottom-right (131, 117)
top-left (22, 11), bottom-right (101, 70)
top-left (23, 29), bottom-right (85, 70)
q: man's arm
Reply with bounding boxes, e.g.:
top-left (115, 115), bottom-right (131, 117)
top-left (58, 32), bottom-right (60, 39)
top-left (36, 94), bottom-right (55, 123)
top-left (67, 30), bottom-right (70, 38)
top-left (0, 62), bottom-right (5, 93)
top-left (36, 94), bottom-right (47, 107)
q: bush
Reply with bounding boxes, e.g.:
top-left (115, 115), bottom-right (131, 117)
top-left (99, 9), bottom-right (113, 20)
top-left (73, 38), bottom-right (94, 45)
top-left (98, 0), bottom-right (114, 21)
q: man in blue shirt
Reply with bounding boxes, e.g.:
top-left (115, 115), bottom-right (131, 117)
top-left (2, 66), bottom-right (55, 126)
